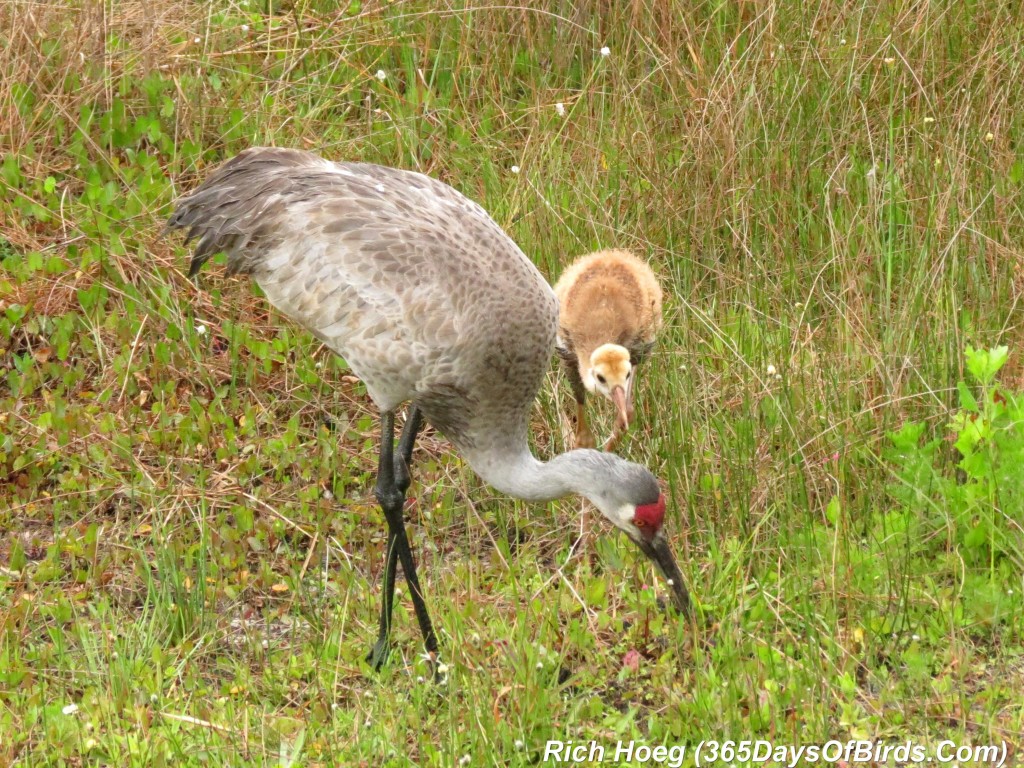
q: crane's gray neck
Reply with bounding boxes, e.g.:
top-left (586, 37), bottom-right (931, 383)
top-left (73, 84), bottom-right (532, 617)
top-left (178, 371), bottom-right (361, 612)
top-left (461, 445), bottom-right (624, 504)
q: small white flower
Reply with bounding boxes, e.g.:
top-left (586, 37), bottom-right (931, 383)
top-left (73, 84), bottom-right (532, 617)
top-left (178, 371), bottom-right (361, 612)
top-left (775, 373), bottom-right (782, 381)
top-left (323, 490), bottom-right (333, 501)
top-left (331, 702), bottom-right (339, 711)
top-left (241, 24), bottom-right (249, 32)
top-left (840, 38), bottom-right (847, 45)
top-left (193, 36), bottom-right (202, 44)
top-left (459, 756), bottom-right (471, 766)
top-left (766, 364), bottom-right (777, 376)
top-left (437, 662), bottom-right (450, 674)
top-left (985, 132), bottom-right (995, 142)
top-left (912, 634), bottom-right (921, 641)
top-left (666, 579), bottom-right (674, 586)
top-left (883, 57), bottom-right (895, 65)
top-left (535, 661), bottom-right (543, 669)
top-left (417, 675), bottom-right (425, 683)
top-left (599, 46), bottom-right (610, 57)
top-left (923, 116), bottom-right (935, 124)
top-left (510, 165), bottom-right (520, 174)
top-left (195, 323), bottom-right (207, 336)
top-left (555, 102), bottom-right (566, 117)
top-left (62, 703), bottom-right (79, 716)
top-left (150, 693), bottom-right (158, 703)
top-left (515, 739), bottom-right (525, 750)
top-left (261, 639), bottom-right (269, 648)
top-left (375, 69), bottom-right (387, 82)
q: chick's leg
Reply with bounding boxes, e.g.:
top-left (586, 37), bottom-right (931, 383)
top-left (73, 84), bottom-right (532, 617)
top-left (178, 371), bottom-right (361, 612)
top-left (564, 361), bottom-right (595, 449)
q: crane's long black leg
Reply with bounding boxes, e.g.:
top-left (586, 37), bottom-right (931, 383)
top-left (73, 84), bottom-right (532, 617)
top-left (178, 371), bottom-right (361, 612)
top-left (367, 409), bottom-right (436, 671)
top-left (394, 406), bottom-right (423, 492)
top-left (367, 408), bottom-right (424, 669)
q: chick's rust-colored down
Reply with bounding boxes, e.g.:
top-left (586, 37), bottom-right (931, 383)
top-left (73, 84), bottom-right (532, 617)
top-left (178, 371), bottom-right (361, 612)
top-left (553, 249), bottom-right (663, 450)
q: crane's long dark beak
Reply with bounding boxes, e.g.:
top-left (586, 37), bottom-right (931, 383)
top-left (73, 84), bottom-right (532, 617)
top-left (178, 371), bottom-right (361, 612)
top-left (635, 532), bottom-right (692, 616)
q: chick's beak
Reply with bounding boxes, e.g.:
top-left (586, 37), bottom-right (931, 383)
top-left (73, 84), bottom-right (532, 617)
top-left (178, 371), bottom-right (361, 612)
top-left (611, 385), bottom-right (631, 431)
top-left (635, 531), bottom-right (692, 615)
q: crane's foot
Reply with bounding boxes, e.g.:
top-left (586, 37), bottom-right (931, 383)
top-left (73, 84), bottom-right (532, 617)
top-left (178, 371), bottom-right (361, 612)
top-left (366, 638), bottom-right (390, 671)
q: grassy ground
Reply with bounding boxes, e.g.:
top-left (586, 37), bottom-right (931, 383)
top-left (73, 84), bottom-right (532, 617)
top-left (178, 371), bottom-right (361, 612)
top-left (2, 0), bottom-right (1024, 765)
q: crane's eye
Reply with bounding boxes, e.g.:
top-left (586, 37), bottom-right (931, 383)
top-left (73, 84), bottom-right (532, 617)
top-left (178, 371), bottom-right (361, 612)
top-left (634, 519), bottom-right (646, 528)
top-left (596, 374), bottom-right (606, 384)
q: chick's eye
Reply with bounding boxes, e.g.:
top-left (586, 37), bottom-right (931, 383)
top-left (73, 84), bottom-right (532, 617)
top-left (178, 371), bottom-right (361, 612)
top-left (596, 374), bottom-right (606, 384)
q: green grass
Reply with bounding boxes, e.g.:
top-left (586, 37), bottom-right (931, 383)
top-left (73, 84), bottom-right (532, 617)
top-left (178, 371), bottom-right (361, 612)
top-left (2, 0), bottom-right (1024, 765)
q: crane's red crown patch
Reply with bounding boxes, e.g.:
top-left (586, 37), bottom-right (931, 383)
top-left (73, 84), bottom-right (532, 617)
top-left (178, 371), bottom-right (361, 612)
top-left (634, 494), bottom-right (665, 530)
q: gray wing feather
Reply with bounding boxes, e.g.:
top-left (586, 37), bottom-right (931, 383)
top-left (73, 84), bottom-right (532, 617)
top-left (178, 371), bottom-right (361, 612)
top-left (168, 148), bottom-right (328, 276)
top-left (166, 147), bottom-right (559, 440)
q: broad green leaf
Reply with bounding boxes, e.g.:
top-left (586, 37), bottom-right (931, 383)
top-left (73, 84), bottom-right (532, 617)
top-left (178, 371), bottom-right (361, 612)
top-left (957, 380), bottom-right (979, 412)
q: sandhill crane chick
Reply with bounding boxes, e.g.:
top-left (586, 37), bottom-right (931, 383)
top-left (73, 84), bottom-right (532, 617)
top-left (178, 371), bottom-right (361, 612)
top-left (553, 249), bottom-right (663, 450)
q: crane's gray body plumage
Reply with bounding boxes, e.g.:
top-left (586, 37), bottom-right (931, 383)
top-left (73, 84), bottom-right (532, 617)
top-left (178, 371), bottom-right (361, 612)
top-left (170, 148), bottom-right (557, 467)
top-left (169, 148), bottom-right (691, 659)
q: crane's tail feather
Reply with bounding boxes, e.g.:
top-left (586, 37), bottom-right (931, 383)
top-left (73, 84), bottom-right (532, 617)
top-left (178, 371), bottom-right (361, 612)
top-left (166, 147), bottom-right (328, 277)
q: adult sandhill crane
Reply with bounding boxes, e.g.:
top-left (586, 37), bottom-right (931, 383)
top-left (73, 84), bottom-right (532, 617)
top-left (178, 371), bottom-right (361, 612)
top-left (553, 249), bottom-right (663, 451)
top-left (168, 147), bottom-right (691, 671)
